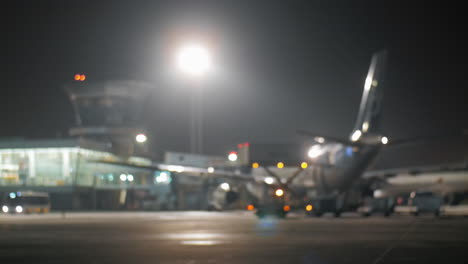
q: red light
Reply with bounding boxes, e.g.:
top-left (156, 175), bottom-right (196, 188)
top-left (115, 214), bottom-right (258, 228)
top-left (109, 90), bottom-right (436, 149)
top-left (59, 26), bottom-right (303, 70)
top-left (397, 197), bottom-right (404, 205)
top-left (238, 144), bottom-right (243, 148)
top-left (244, 142), bottom-right (250, 147)
top-left (229, 151), bottom-right (237, 155)
top-left (74, 74), bottom-right (81, 81)
top-left (79, 74), bottom-right (86, 81)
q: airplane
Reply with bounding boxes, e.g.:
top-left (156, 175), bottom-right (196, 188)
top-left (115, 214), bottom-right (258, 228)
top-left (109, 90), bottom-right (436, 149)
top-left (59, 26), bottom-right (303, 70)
top-left (91, 50), bottom-right (409, 218)
top-left (284, 49), bottom-right (391, 217)
top-left (90, 158), bottom-right (270, 211)
top-left (93, 50), bottom-right (393, 217)
top-left (368, 166), bottom-right (468, 204)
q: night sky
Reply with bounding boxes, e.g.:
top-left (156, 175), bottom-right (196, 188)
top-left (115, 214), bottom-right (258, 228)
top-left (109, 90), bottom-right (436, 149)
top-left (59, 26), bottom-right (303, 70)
top-left (2, 1), bottom-right (467, 159)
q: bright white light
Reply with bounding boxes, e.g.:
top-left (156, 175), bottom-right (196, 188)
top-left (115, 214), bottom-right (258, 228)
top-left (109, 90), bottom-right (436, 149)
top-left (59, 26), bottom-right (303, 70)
top-left (136, 133), bottom-right (147, 143)
top-left (228, 152), bottom-right (238, 162)
top-left (156, 172), bottom-right (169, 183)
top-left (177, 44), bottom-right (212, 77)
top-left (364, 77), bottom-right (372, 91)
top-left (264, 177), bottom-right (274, 185)
top-left (127, 174), bottom-right (134, 182)
top-left (2, 206), bottom-right (8, 213)
top-left (220, 182), bottom-right (230, 191)
top-left (314, 137), bottom-right (325, 144)
top-left (9, 192), bottom-right (16, 199)
top-left (381, 136), bottom-right (389, 145)
top-left (275, 189), bottom-right (284, 197)
top-left (308, 145), bottom-right (323, 159)
top-left (15, 206), bottom-right (23, 213)
top-left (362, 121), bottom-right (369, 132)
top-left (374, 189), bottom-right (384, 198)
top-left (351, 130), bottom-right (362, 142)
top-left (120, 174), bottom-right (127, 181)
top-left (207, 167), bottom-right (214, 174)
top-left (167, 165), bottom-right (185, 173)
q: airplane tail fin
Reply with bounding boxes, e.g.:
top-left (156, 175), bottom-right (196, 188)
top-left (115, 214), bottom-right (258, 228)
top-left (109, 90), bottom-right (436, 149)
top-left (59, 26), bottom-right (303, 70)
top-left (351, 50), bottom-right (387, 140)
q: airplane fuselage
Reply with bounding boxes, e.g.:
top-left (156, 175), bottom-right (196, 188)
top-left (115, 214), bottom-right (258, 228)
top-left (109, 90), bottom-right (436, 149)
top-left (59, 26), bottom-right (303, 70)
top-left (306, 143), bottom-right (381, 197)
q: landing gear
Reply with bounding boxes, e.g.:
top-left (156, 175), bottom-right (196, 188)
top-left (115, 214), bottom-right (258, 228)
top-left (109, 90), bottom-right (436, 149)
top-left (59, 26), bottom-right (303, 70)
top-left (362, 212), bottom-right (371, 217)
top-left (255, 205), bottom-right (288, 219)
top-left (314, 212), bottom-right (323, 217)
top-left (307, 196), bottom-right (345, 217)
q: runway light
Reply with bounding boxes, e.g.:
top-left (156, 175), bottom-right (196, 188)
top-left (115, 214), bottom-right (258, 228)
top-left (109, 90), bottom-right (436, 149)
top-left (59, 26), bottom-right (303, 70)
top-left (136, 133), bottom-right (147, 143)
top-left (15, 206), bottom-right (23, 213)
top-left (381, 136), bottom-right (389, 145)
top-left (220, 182), bottom-right (230, 191)
top-left (207, 167), bottom-right (214, 173)
top-left (277, 162), bottom-right (284, 169)
top-left (177, 43), bottom-right (212, 77)
top-left (228, 151), bottom-right (238, 162)
top-left (127, 174), bottom-right (134, 182)
top-left (351, 130), bottom-right (362, 142)
top-left (301, 162), bottom-right (308, 169)
top-left (247, 204), bottom-right (255, 211)
top-left (308, 145), bottom-right (323, 159)
top-left (283, 205), bottom-right (290, 212)
top-left (2, 206), bottom-right (8, 213)
top-left (275, 189), bottom-right (284, 197)
top-left (120, 174), bottom-right (127, 181)
top-left (264, 177), bottom-right (274, 185)
top-left (305, 204), bottom-right (313, 212)
top-left (252, 162), bottom-right (260, 169)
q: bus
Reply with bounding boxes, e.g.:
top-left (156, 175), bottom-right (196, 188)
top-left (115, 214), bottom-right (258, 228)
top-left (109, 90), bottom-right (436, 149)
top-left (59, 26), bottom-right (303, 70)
top-left (2, 191), bottom-right (51, 214)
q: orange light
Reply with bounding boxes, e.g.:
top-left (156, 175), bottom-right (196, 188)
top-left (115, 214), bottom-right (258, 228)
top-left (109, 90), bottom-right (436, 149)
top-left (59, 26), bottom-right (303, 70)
top-left (252, 162), bottom-right (259, 169)
top-left (283, 205), bottom-right (290, 212)
top-left (79, 74), bottom-right (86, 81)
top-left (247, 204), bottom-right (254, 211)
top-left (305, 204), bottom-right (313, 211)
top-left (74, 74), bottom-right (81, 81)
top-left (277, 162), bottom-right (284, 169)
top-left (275, 189), bottom-right (284, 197)
top-left (301, 162), bottom-right (308, 169)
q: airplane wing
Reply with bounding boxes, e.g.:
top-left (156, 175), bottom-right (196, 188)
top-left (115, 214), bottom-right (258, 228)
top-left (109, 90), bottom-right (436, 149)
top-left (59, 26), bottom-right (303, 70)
top-left (296, 130), bottom-right (362, 146)
top-left (89, 159), bottom-right (267, 183)
top-left (363, 163), bottom-right (467, 179)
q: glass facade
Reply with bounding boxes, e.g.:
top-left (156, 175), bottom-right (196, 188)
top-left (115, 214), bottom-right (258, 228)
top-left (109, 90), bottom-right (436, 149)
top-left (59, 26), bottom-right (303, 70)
top-left (0, 147), bottom-right (152, 188)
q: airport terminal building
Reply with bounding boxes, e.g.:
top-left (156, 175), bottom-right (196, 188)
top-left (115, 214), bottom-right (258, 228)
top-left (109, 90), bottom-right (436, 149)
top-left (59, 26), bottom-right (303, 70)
top-left (0, 138), bottom-right (161, 210)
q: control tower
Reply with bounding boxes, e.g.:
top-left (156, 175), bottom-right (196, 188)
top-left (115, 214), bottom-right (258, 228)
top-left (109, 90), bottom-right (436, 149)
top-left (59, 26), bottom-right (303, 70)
top-left (65, 80), bottom-right (153, 157)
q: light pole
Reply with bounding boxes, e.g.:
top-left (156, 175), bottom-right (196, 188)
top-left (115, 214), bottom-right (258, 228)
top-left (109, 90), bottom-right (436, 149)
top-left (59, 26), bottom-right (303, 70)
top-left (176, 43), bottom-right (212, 154)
